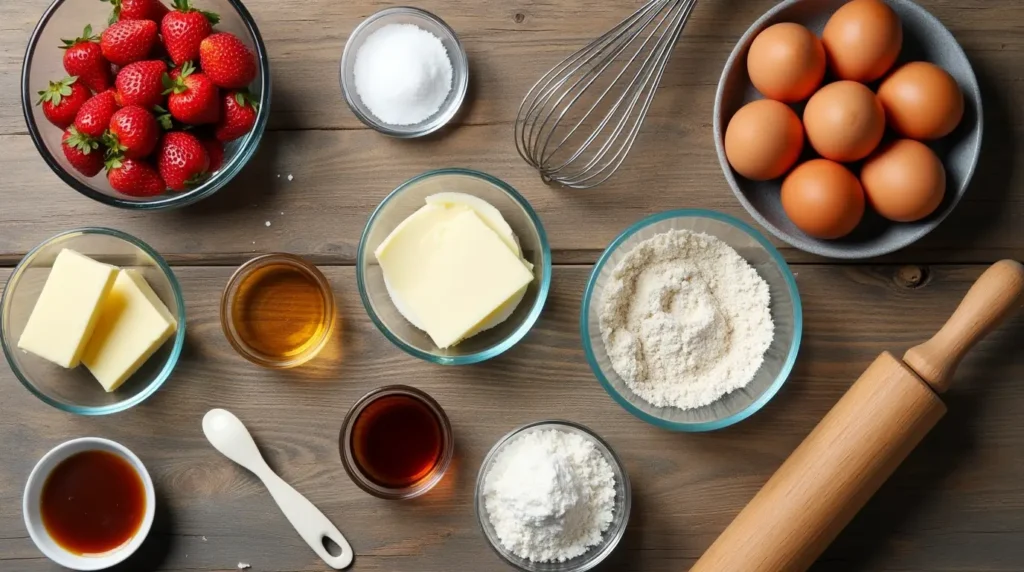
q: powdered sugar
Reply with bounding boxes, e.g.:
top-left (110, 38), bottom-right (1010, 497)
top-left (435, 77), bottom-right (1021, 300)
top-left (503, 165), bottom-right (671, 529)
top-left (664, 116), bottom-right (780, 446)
top-left (598, 229), bottom-right (773, 410)
top-left (482, 429), bottom-right (616, 562)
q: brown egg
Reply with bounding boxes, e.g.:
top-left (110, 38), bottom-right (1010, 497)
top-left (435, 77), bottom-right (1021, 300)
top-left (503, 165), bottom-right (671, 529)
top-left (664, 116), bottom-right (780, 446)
top-left (861, 139), bottom-right (945, 222)
top-left (747, 23), bottom-right (826, 102)
top-left (878, 62), bottom-right (964, 140)
top-left (724, 99), bottom-right (804, 181)
top-left (803, 81), bottom-right (885, 162)
top-left (782, 159), bottom-right (865, 239)
top-left (822, 0), bottom-right (903, 82)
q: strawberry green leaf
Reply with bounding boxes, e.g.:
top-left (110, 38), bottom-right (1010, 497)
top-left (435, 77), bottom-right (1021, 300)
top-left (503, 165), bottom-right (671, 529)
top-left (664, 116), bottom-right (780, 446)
top-left (60, 24), bottom-right (99, 48)
top-left (200, 10), bottom-right (220, 24)
top-left (153, 105), bottom-right (174, 130)
top-left (185, 171), bottom-right (209, 186)
top-left (105, 155), bottom-right (125, 171)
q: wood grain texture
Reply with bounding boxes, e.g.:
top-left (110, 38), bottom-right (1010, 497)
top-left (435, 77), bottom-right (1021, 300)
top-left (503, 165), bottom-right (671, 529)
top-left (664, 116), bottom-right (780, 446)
top-left (1, 265), bottom-right (1023, 571)
top-left (0, 0), bottom-right (1022, 262)
top-left (2, 0), bottom-right (1024, 570)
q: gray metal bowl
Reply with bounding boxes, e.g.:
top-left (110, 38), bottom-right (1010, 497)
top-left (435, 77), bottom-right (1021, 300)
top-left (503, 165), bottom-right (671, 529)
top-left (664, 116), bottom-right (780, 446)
top-left (713, 0), bottom-right (982, 259)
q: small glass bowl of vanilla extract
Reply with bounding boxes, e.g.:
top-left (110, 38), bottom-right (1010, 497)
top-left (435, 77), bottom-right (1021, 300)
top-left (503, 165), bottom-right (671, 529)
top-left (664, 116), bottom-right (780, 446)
top-left (221, 253), bottom-right (337, 368)
top-left (340, 385), bottom-right (454, 500)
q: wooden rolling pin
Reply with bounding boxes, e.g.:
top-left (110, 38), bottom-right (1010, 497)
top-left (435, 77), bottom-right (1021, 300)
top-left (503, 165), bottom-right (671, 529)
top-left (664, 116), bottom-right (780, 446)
top-left (691, 260), bottom-right (1024, 572)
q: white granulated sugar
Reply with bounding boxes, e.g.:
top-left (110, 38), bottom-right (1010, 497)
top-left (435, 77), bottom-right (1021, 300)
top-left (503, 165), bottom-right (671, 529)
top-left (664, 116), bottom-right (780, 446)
top-left (483, 429), bottom-right (616, 563)
top-left (287, 174), bottom-right (293, 181)
top-left (353, 23), bottom-right (453, 126)
top-left (264, 221), bottom-right (271, 227)
top-left (599, 229), bottom-right (773, 410)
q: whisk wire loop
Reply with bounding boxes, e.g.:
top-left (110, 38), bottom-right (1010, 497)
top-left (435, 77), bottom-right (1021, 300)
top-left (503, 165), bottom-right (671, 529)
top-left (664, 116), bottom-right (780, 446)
top-left (515, 0), bottom-right (697, 189)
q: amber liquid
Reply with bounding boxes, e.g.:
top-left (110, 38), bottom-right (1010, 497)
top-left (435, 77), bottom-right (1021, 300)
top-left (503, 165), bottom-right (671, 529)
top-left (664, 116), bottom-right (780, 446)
top-left (231, 263), bottom-right (329, 359)
top-left (351, 395), bottom-right (444, 488)
top-left (41, 450), bottom-right (146, 555)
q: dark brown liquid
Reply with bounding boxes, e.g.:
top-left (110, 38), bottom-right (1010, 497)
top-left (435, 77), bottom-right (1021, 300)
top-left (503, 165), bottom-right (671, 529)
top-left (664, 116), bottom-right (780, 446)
top-left (41, 450), bottom-right (146, 555)
top-left (232, 263), bottom-right (328, 358)
top-left (351, 395), bottom-right (444, 488)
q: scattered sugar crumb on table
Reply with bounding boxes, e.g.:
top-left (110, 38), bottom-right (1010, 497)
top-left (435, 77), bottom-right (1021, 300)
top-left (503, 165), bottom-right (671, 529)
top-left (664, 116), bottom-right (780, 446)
top-left (287, 174), bottom-right (294, 181)
top-left (265, 221), bottom-right (271, 227)
top-left (237, 563), bottom-right (251, 570)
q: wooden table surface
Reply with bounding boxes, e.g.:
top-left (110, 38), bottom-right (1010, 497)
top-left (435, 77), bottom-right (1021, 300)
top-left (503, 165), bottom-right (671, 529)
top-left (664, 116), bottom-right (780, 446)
top-left (2, 1), bottom-right (1023, 571)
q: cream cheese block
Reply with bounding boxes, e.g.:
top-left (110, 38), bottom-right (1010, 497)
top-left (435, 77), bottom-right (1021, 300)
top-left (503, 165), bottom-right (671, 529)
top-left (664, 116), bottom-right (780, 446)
top-left (17, 249), bottom-right (118, 368)
top-left (375, 202), bottom-right (534, 349)
top-left (81, 269), bottom-right (178, 392)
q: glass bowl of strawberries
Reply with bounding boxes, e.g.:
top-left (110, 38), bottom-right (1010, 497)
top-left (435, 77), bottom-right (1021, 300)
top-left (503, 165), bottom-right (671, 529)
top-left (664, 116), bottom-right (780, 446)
top-left (21, 0), bottom-right (270, 209)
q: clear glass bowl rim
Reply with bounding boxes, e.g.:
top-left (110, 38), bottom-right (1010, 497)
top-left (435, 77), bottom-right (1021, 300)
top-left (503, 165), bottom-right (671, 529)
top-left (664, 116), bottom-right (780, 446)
top-left (473, 419), bottom-right (632, 572)
top-left (356, 167), bottom-right (552, 365)
top-left (20, 0), bottom-right (272, 210)
top-left (580, 208), bottom-right (804, 432)
top-left (0, 227), bottom-right (187, 415)
top-left (339, 5), bottom-right (469, 138)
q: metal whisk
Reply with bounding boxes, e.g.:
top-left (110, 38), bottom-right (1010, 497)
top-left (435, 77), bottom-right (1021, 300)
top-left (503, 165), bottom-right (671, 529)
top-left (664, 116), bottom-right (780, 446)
top-left (515, 0), bottom-right (698, 189)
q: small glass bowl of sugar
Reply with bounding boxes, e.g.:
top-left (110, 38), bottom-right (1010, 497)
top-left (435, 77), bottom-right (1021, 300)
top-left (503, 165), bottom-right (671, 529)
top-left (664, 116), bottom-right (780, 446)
top-left (341, 7), bottom-right (469, 138)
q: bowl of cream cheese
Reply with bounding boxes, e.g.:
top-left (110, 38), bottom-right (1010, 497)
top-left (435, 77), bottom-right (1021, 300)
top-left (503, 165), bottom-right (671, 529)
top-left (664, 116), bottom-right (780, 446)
top-left (357, 168), bottom-right (551, 364)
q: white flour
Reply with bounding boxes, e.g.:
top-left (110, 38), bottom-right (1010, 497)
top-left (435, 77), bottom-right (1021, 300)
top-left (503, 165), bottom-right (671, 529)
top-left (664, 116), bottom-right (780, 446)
top-left (598, 229), bottom-right (773, 410)
top-left (482, 429), bottom-right (616, 562)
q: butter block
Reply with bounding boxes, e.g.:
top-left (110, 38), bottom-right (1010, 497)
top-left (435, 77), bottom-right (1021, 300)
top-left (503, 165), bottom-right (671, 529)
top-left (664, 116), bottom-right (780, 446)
top-left (81, 270), bottom-right (178, 392)
top-left (376, 208), bottom-right (534, 349)
top-left (425, 192), bottom-right (521, 256)
top-left (17, 249), bottom-right (118, 368)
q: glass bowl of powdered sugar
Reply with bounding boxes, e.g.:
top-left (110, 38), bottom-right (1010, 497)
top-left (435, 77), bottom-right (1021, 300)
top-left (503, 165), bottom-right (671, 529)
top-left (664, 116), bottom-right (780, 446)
top-left (475, 420), bottom-right (631, 572)
top-left (340, 7), bottom-right (468, 137)
top-left (581, 209), bottom-right (803, 432)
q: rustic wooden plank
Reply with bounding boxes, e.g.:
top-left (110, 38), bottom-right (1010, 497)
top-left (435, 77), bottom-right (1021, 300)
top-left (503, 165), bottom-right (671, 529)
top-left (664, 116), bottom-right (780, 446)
top-left (3, 0), bottom-right (1022, 133)
top-left (1, 0), bottom-right (1022, 262)
top-left (1, 110), bottom-right (1022, 265)
top-left (1, 264), bottom-right (1022, 571)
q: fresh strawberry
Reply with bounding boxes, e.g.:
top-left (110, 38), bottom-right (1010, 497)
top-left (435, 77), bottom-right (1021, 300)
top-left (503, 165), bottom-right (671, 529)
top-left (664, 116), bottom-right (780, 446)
top-left (106, 105), bottom-right (159, 158)
top-left (200, 137), bottom-right (224, 171)
top-left (37, 77), bottom-right (91, 128)
top-left (74, 90), bottom-right (120, 138)
top-left (161, 0), bottom-right (219, 66)
top-left (60, 25), bottom-right (112, 92)
top-left (100, 19), bottom-right (158, 66)
top-left (156, 131), bottom-right (209, 190)
top-left (62, 127), bottom-right (104, 177)
top-left (199, 33), bottom-right (256, 89)
top-left (114, 60), bottom-right (166, 108)
top-left (102, 0), bottom-right (169, 23)
top-left (107, 156), bottom-right (166, 196)
top-left (162, 62), bottom-right (219, 124)
top-left (214, 90), bottom-right (257, 142)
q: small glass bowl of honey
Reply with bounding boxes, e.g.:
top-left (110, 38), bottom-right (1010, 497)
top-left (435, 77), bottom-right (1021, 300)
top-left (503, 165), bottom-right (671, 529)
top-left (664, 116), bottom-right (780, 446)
top-left (340, 385), bottom-right (454, 500)
top-left (221, 253), bottom-right (337, 368)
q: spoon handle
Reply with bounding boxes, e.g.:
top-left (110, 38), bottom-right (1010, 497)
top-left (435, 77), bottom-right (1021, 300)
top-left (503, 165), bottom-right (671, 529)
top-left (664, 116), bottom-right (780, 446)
top-left (258, 468), bottom-right (354, 569)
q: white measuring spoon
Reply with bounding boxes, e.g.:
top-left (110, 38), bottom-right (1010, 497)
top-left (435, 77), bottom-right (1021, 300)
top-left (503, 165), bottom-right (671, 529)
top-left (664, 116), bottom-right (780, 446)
top-left (202, 408), bottom-right (353, 569)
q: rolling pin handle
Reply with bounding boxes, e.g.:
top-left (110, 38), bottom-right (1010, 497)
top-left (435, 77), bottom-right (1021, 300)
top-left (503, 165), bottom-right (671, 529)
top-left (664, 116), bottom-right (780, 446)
top-left (904, 260), bottom-right (1024, 394)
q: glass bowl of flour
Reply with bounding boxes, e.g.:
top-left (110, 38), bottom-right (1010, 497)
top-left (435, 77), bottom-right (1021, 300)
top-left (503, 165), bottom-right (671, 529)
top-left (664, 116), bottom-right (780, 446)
top-left (475, 420), bottom-right (631, 572)
top-left (581, 209), bottom-right (802, 431)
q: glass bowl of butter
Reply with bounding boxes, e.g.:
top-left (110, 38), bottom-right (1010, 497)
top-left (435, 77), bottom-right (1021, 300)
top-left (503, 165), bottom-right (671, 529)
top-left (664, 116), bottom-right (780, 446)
top-left (357, 168), bottom-right (551, 364)
top-left (1, 228), bottom-right (185, 415)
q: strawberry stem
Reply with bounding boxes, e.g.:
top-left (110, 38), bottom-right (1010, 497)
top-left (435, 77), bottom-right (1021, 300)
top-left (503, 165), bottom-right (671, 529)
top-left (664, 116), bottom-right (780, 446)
top-left (59, 24), bottom-right (99, 49)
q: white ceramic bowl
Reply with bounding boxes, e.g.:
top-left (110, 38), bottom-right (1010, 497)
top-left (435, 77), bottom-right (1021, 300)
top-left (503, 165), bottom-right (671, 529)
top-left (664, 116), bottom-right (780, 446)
top-left (23, 438), bottom-right (155, 570)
